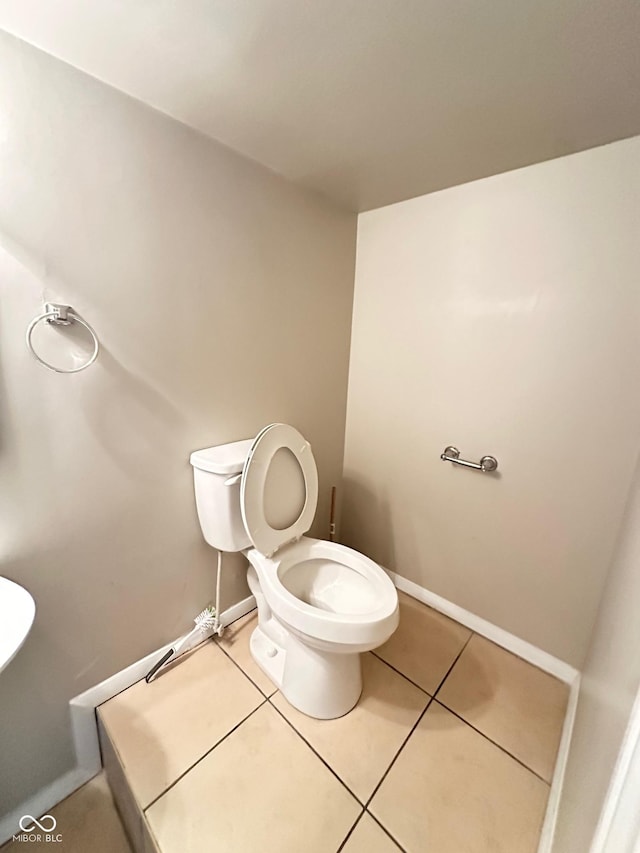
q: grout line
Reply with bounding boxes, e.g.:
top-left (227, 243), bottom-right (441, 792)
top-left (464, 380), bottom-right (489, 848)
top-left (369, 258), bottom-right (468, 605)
top-left (432, 632), bottom-right (474, 698)
top-left (366, 809), bottom-right (408, 852)
top-left (371, 634), bottom-right (550, 785)
top-left (432, 698), bottom-right (551, 786)
top-left (363, 697), bottom-right (434, 809)
top-left (267, 697), bottom-right (364, 805)
top-left (122, 621), bottom-right (550, 840)
top-left (185, 629), bottom-right (367, 810)
top-left (370, 651), bottom-right (433, 697)
top-left (96, 605), bottom-right (558, 850)
top-left (388, 630), bottom-right (551, 785)
top-left (370, 628), bottom-right (474, 700)
top-left (335, 808), bottom-right (365, 852)
top-left (215, 637), bottom-right (277, 700)
top-left (363, 634), bottom-right (473, 810)
top-left (100, 638), bottom-right (269, 820)
top-left (142, 698), bottom-right (269, 811)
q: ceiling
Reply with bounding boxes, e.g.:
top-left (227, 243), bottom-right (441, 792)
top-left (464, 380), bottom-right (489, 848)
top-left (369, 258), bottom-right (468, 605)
top-left (1, 0), bottom-right (639, 211)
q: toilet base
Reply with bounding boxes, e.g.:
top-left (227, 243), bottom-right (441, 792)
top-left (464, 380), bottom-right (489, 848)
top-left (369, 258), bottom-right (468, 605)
top-left (246, 560), bottom-right (364, 719)
top-left (249, 623), bottom-right (286, 688)
top-left (249, 624), bottom-right (363, 719)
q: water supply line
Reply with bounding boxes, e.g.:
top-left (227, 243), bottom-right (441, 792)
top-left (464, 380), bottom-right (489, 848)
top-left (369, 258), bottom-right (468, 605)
top-left (213, 549), bottom-right (224, 636)
top-left (144, 550), bottom-right (225, 683)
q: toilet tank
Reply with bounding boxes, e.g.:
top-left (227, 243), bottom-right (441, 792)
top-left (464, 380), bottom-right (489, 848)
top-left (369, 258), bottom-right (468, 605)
top-left (189, 439), bottom-right (254, 552)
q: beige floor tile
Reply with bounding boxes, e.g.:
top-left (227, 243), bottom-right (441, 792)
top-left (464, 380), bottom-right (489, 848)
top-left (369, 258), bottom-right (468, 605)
top-left (342, 813), bottom-right (402, 853)
top-left (99, 717), bottom-right (143, 851)
top-left (437, 634), bottom-right (570, 781)
top-left (1, 774), bottom-right (131, 853)
top-left (370, 702), bottom-right (549, 853)
top-left (99, 641), bottom-right (264, 807)
top-left (146, 703), bottom-right (360, 853)
top-left (272, 653), bottom-right (429, 801)
top-left (217, 609), bottom-right (277, 696)
top-left (375, 591), bottom-right (471, 694)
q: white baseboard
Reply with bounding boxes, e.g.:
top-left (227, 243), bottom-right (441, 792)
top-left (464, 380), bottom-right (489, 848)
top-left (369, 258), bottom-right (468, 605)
top-left (387, 569), bottom-right (578, 684)
top-left (537, 671), bottom-right (580, 853)
top-left (0, 594), bottom-right (256, 846)
top-left (386, 569), bottom-right (580, 853)
top-left (217, 594), bottom-right (257, 630)
top-left (589, 683), bottom-right (640, 851)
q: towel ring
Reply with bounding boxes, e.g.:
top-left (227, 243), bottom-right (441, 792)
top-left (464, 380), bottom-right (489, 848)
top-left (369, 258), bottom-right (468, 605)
top-left (26, 303), bottom-right (100, 374)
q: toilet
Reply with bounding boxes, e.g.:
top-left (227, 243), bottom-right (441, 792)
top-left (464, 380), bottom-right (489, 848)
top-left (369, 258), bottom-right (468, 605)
top-left (190, 423), bottom-right (399, 719)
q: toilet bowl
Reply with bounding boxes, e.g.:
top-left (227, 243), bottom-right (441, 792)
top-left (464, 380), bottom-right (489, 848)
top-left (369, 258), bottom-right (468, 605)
top-left (190, 423), bottom-right (399, 719)
top-left (245, 536), bottom-right (398, 718)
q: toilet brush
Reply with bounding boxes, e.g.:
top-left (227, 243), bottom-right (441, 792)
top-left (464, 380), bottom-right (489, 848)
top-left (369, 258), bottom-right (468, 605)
top-left (145, 605), bottom-right (218, 683)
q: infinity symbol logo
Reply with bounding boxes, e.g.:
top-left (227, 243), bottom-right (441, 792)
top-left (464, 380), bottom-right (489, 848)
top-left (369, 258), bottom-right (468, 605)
top-left (19, 814), bottom-right (57, 832)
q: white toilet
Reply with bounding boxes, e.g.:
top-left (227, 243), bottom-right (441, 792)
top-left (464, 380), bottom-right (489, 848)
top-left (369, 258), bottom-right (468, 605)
top-left (190, 423), bottom-right (399, 719)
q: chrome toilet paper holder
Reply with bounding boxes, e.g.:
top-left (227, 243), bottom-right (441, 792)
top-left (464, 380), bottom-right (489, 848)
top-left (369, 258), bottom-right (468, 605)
top-left (440, 446), bottom-right (498, 473)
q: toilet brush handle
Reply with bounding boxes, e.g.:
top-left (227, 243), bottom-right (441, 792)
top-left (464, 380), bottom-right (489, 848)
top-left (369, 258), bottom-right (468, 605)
top-left (144, 607), bottom-right (218, 683)
top-left (145, 649), bottom-right (175, 683)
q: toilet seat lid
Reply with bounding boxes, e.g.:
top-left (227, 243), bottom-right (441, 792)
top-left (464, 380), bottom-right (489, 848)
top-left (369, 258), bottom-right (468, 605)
top-left (241, 423), bottom-right (318, 558)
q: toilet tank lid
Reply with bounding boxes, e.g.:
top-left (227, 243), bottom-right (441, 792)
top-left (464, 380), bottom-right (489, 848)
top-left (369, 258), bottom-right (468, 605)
top-left (190, 438), bottom-right (254, 474)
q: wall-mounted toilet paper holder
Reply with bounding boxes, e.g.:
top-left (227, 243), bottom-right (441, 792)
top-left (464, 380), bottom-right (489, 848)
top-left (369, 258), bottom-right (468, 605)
top-left (440, 446), bottom-right (498, 473)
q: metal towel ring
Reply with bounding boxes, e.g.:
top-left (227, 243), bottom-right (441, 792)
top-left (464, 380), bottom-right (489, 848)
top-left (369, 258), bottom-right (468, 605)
top-left (26, 303), bottom-right (99, 374)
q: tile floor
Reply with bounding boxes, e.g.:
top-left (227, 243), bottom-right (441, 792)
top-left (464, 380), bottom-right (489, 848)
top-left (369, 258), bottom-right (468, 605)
top-left (26, 590), bottom-right (570, 853)
top-left (1, 774), bottom-right (131, 853)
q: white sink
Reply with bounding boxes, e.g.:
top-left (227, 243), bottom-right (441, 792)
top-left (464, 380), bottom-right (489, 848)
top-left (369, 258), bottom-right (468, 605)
top-left (0, 577), bottom-right (36, 675)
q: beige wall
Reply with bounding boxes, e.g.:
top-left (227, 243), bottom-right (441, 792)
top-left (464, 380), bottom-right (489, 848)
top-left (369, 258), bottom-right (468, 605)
top-left (553, 452), bottom-right (640, 850)
top-left (342, 136), bottom-right (640, 667)
top-left (0, 32), bottom-right (356, 815)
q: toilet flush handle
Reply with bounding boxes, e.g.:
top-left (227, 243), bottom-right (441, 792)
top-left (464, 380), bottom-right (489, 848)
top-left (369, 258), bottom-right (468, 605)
top-left (224, 473), bottom-right (243, 487)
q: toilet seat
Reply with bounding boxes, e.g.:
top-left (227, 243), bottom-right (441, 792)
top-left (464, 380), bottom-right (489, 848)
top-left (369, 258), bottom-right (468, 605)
top-left (241, 422), bottom-right (398, 646)
top-left (241, 423), bottom-right (318, 557)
